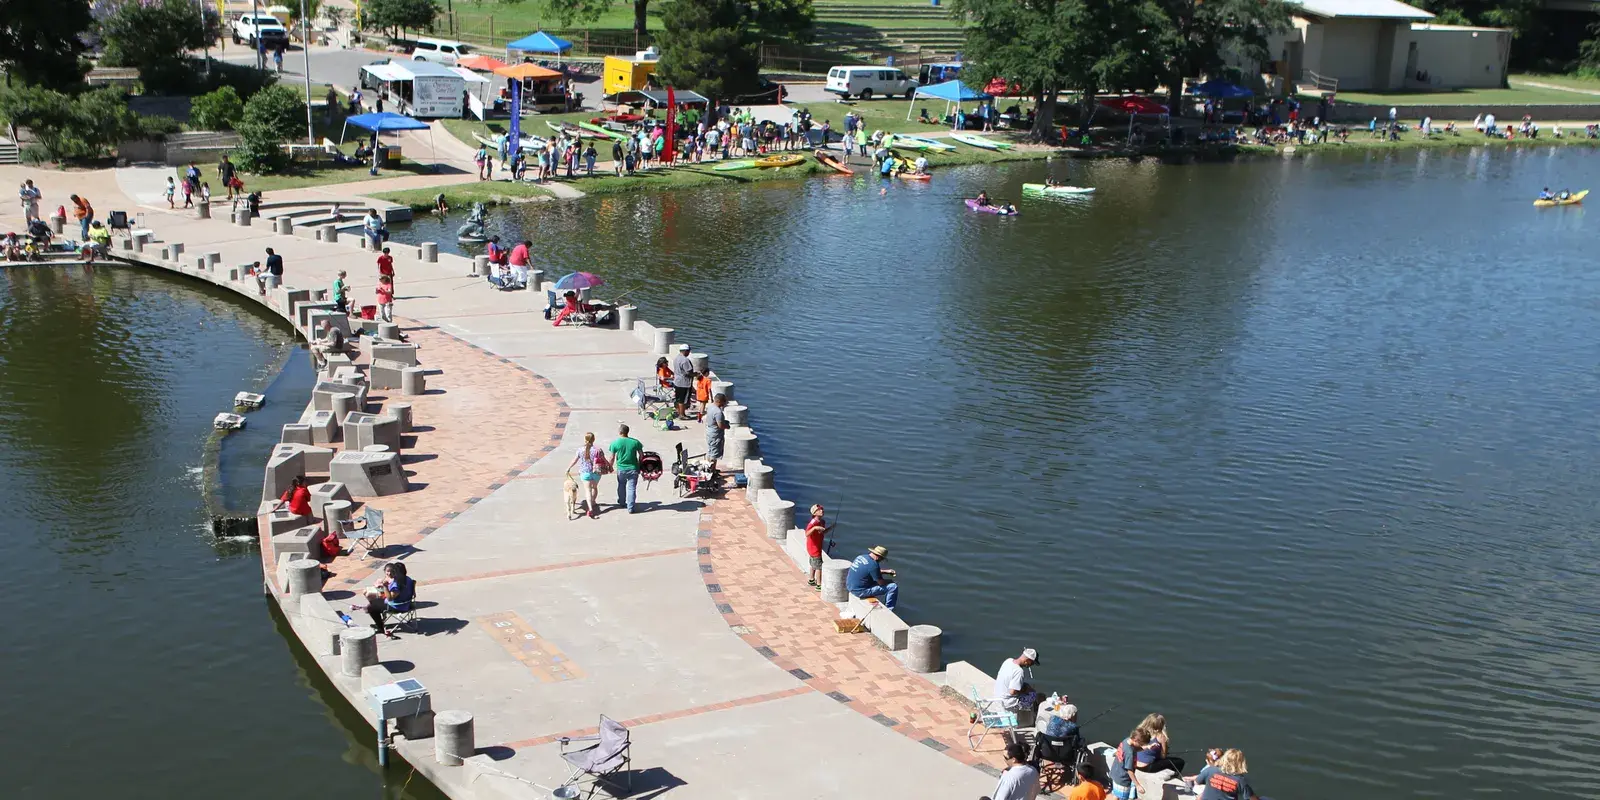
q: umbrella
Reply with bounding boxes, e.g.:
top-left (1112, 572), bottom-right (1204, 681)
top-left (1098, 96), bottom-right (1168, 115)
top-left (457, 55), bottom-right (509, 72)
top-left (495, 62), bottom-right (564, 80)
top-left (553, 272), bottom-right (604, 290)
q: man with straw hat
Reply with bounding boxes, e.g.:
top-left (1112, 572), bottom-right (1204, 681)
top-left (846, 545), bottom-right (898, 609)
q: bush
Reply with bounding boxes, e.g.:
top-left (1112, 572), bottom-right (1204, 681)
top-left (139, 115), bottom-right (184, 138)
top-left (191, 86), bottom-right (245, 131)
top-left (234, 85), bottom-right (307, 173)
top-left (20, 144), bottom-right (52, 166)
top-left (199, 60), bottom-right (278, 99)
top-left (0, 84), bottom-right (144, 161)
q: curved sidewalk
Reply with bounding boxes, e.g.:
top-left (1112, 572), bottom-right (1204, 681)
top-left (15, 188), bottom-right (1002, 799)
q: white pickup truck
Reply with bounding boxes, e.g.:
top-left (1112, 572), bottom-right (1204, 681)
top-left (232, 13), bottom-right (290, 48)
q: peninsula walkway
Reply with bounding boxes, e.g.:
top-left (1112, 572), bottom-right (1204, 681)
top-left (0, 164), bottom-right (1013, 799)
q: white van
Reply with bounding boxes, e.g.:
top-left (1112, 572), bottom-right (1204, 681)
top-left (409, 37), bottom-right (473, 65)
top-left (825, 66), bottom-right (917, 100)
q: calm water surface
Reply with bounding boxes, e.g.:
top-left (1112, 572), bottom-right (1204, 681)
top-left (392, 146), bottom-right (1600, 799)
top-left (0, 266), bottom-right (444, 799)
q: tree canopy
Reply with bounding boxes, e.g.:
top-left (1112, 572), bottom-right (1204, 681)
top-left (364, 0), bottom-right (438, 36)
top-left (98, 0), bottom-right (211, 93)
top-left (0, 0), bottom-right (91, 90)
top-left (657, 0), bottom-right (764, 100)
top-left (234, 84), bottom-right (307, 172)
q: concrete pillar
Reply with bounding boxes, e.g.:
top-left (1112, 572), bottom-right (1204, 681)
top-left (358, 236), bottom-right (370, 251)
top-left (169, 242), bottom-right (184, 262)
top-left (49, 214), bottom-right (63, 234)
top-left (711, 380), bottom-right (735, 402)
top-left (421, 242), bottom-right (438, 262)
top-left (339, 627), bottom-right (379, 677)
top-left (377, 322), bottom-right (401, 340)
top-left (651, 327), bottom-right (675, 355)
top-left (389, 402), bottom-right (413, 432)
top-left (321, 224), bottom-right (337, 243)
top-left (762, 498), bottom-right (795, 541)
top-left (618, 305), bottom-right (637, 330)
top-left (276, 216), bottom-right (293, 235)
top-left (724, 428), bottom-right (757, 471)
top-left (435, 710), bottom-right (475, 766)
top-left (821, 559), bottom-right (851, 603)
top-left (194, 256), bottom-right (208, 272)
top-left (725, 403), bottom-right (748, 426)
top-left (906, 625), bottom-right (943, 673)
top-left (228, 268), bottom-right (239, 281)
top-left (473, 255), bottom-right (489, 276)
top-left (323, 500), bottom-right (353, 530)
top-left (285, 558), bottom-right (323, 604)
top-left (132, 232), bottom-right (150, 252)
top-left (237, 208), bottom-right (252, 227)
top-left (527, 269), bottom-right (544, 293)
top-left (118, 236), bottom-right (133, 251)
top-left (401, 367), bottom-right (426, 396)
top-left (744, 459), bottom-right (773, 504)
top-left (206, 252), bottom-right (221, 268)
top-left (330, 392), bottom-right (356, 421)
top-left (197, 201), bottom-right (210, 219)
top-left (690, 353), bottom-right (710, 374)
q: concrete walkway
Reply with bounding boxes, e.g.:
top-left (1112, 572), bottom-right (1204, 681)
top-left (14, 182), bottom-right (1010, 799)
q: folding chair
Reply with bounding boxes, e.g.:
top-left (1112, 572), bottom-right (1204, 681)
top-left (339, 507), bottom-right (386, 559)
top-left (383, 576), bottom-right (419, 634)
top-left (558, 715), bottom-right (632, 798)
top-left (630, 378), bottom-right (671, 419)
top-left (967, 686), bottom-right (1020, 750)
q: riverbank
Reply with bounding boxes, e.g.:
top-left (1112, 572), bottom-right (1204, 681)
top-left (1238, 128), bottom-right (1600, 156)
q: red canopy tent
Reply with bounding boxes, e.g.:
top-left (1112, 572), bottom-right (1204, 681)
top-left (1095, 96), bottom-right (1169, 142)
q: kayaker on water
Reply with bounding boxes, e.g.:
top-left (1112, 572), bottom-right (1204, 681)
top-left (1539, 187), bottom-right (1555, 201)
top-left (913, 155), bottom-right (929, 175)
top-left (1559, 188), bottom-right (1573, 200)
top-left (975, 190), bottom-right (991, 207)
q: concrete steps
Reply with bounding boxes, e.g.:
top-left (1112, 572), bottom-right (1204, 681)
top-left (0, 139), bottom-right (18, 166)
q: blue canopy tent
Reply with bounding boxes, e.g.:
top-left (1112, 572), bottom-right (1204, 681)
top-left (340, 112), bottom-right (437, 173)
top-left (1191, 80), bottom-right (1253, 98)
top-left (506, 31), bottom-right (574, 64)
top-left (905, 79), bottom-right (991, 122)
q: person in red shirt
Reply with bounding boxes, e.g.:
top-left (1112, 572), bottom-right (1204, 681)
top-left (508, 238), bottom-right (532, 287)
top-left (805, 504), bottom-right (832, 589)
top-left (375, 274), bottom-right (395, 322)
top-left (376, 246), bottom-right (394, 282)
top-left (275, 476), bottom-right (313, 518)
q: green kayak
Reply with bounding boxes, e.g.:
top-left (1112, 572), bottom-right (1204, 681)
top-left (577, 121), bottom-right (629, 141)
top-left (712, 160), bottom-right (758, 171)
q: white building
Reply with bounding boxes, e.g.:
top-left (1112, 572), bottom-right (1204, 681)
top-left (1268, 0), bottom-right (1511, 92)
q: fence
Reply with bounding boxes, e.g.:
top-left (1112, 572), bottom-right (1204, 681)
top-left (1301, 69), bottom-right (1339, 93)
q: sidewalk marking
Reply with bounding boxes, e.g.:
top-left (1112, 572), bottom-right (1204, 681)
top-left (497, 685), bottom-right (813, 750)
top-left (426, 547), bottom-right (696, 586)
top-left (478, 612), bottom-right (585, 683)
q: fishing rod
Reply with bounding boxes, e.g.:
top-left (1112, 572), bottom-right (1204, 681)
top-left (825, 499), bottom-right (844, 553)
top-left (1079, 703), bottom-right (1121, 726)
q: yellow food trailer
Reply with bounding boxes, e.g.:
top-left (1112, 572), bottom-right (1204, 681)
top-left (603, 49), bottom-right (660, 97)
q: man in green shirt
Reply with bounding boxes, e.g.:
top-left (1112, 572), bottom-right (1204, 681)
top-left (608, 423), bottom-right (644, 512)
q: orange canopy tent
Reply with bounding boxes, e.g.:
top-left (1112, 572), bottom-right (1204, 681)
top-left (494, 63), bottom-right (564, 80)
top-left (457, 55), bottom-right (509, 72)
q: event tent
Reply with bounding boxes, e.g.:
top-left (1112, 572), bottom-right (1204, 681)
top-left (495, 62), bottom-right (564, 80)
top-left (1094, 96), bottom-right (1169, 142)
top-left (340, 112), bottom-right (437, 171)
top-left (906, 79), bottom-right (991, 121)
top-left (507, 31), bottom-right (573, 56)
top-left (456, 54), bottom-right (509, 72)
top-left (1190, 80), bottom-right (1253, 98)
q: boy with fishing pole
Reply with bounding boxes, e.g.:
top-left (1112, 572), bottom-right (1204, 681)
top-left (804, 503), bottom-right (836, 590)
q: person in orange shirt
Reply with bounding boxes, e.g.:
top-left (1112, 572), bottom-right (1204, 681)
top-left (654, 357), bottom-right (673, 390)
top-left (693, 371), bottom-right (712, 420)
top-left (70, 194), bottom-right (92, 240)
top-left (1066, 762), bottom-right (1107, 800)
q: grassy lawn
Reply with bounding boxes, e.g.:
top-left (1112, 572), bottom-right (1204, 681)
top-left (444, 0), bottom-right (663, 44)
top-left (1328, 85), bottom-right (1600, 106)
top-left (1241, 129), bottom-right (1600, 155)
top-left (1510, 73), bottom-right (1600, 94)
top-left (178, 110), bottom-right (436, 193)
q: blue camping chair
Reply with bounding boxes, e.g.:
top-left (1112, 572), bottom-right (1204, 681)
top-left (339, 507), bottom-right (386, 559)
top-left (383, 576), bottom-right (418, 634)
top-left (967, 685), bottom-right (1020, 750)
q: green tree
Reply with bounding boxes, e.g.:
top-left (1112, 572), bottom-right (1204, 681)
top-left (0, 84), bottom-right (143, 160)
top-left (234, 84), bottom-right (307, 172)
top-left (98, 0), bottom-right (210, 93)
top-left (751, 0), bottom-right (814, 41)
top-left (1152, 0), bottom-right (1291, 118)
top-left (0, 0), bottom-right (92, 90)
top-left (951, 0), bottom-right (1162, 141)
top-left (191, 86), bottom-right (245, 131)
top-left (364, 0), bottom-right (438, 37)
top-left (1409, 0), bottom-right (1540, 38)
top-left (536, 0), bottom-right (617, 31)
top-left (658, 0), bottom-right (763, 100)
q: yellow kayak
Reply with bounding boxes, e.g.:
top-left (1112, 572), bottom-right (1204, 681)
top-left (754, 154), bottom-right (804, 168)
top-left (1534, 189), bottom-right (1587, 207)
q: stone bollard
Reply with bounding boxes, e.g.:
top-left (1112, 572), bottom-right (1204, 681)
top-left (744, 459), bottom-right (773, 504)
top-left (528, 269), bottom-right (544, 293)
top-left (169, 242), bottom-right (185, 262)
top-left (377, 322), bottom-right (401, 340)
top-left (724, 428), bottom-right (757, 471)
top-left (358, 236), bottom-right (370, 251)
top-left (389, 402), bottom-right (413, 432)
top-left (690, 353), bottom-right (710, 374)
top-left (401, 367), bottom-right (426, 396)
top-left (285, 558), bottom-right (323, 604)
top-left (206, 252), bottom-right (221, 268)
top-left (421, 242), bottom-right (438, 262)
top-left (237, 208), bottom-right (252, 227)
top-left (228, 268), bottom-right (239, 281)
top-left (321, 224), bottom-right (337, 243)
top-left (435, 710), bottom-right (475, 766)
top-left (118, 236), bottom-right (132, 251)
top-left (330, 392), bottom-right (356, 421)
top-left (132, 232), bottom-right (151, 252)
top-left (906, 625), bottom-right (943, 673)
top-left (473, 255), bottom-right (489, 276)
top-left (194, 256), bottom-right (208, 272)
top-left (821, 559), bottom-right (851, 603)
top-left (276, 216), bottom-right (293, 235)
top-left (711, 380), bottom-right (735, 402)
top-left (49, 214), bottom-right (64, 234)
top-left (651, 327), bottom-right (675, 355)
top-left (339, 627), bottom-right (379, 677)
top-left (323, 500), bottom-right (353, 530)
top-left (198, 201), bottom-right (210, 219)
top-left (762, 498), bottom-right (795, 540)
top-left (725, 403), bottom-right (748, 426)
top-left (618, 305), bottom-right (638, 331)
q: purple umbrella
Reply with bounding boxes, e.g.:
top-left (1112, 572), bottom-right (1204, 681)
top-left (553, 271), bottom-right (604, 290)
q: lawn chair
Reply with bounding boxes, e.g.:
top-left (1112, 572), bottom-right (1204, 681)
top-left (382, 576), bottom-right (418, 634)
top-left (558, 715), bottom-right (632, 798)
top-left (967, 686), bottom-right (1020, 750)
top-left (338, 507), bottom-right (386, 559)
top-left (630, 377), bottom-right (671, 419)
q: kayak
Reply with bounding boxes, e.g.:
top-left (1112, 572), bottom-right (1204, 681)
top-left (897, 172), bottom-right (931, 182)
top-left (712, 160), bottom-right (758, 172)
top-left (473, 130), bottom-right (546, 153)
top-left (754, 154), bottom-right (805, 168)
top-left (1022, 183), bottom-right (1096, 195)
top-left (950, 133), bottom-right (1012, 150)
top-left (814, 151), bottom-right (854, 174)
top-left (965, 199), bottom-right (1017, 215)
top-left (546, 120), bottom-right (584, 137)
top-left (1534, 189), bottom-right (1587, 207)
top-left (897, 135), bottom-right (956, 152)
top-left (578, 121), bottom-right (629, 141)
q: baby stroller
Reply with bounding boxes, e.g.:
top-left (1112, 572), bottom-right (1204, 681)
top-left (639, 450), bottom-right (664, 490)
top-left (671, 442), bottom-right (722, 498)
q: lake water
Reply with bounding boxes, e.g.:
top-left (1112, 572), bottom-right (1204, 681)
top-left (391, 147), bottom-right (1600, 799)
top-left (0, 265), bottom-right (443, 800)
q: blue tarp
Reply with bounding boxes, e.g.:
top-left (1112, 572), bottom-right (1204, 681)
top-left (344, 112), bottom-right (431, 132)
top-left (506, 31), bottom-right (574, 54)
top-left (1191, 80), bottom-right (1253, 98)
top-left (914, 79), bottom-right (990, 102)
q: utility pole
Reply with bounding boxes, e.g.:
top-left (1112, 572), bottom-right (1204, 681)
top-left (253, 0), bottom-right (266, 71)
top-left (301, 0), bottom-right (314, 145)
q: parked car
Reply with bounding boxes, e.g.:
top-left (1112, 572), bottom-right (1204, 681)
top-left (824, 66), bottom-right (917, 100)
top-left (730, 78), bottom-right (789, 105)
top-left (232, 13), bottom-right (289, 48)
top-left (407, 36), bottom-right (474, 65)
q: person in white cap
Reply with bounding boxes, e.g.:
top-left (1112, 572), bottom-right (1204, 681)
top-left (994, 648), bottom-right (1041, 711)
top-left (670, 342), bottom-right (695, 419)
